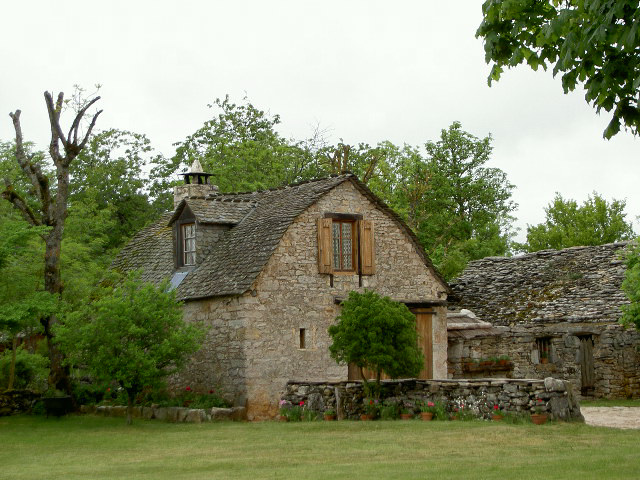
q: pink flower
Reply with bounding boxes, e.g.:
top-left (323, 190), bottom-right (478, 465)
top-left (299, 401), bottom-right (304, 406)
top-left (279, 400), bottom-right (287, 406)
top-left (428, 402), bottom-right (435, 407)
top-left (185, 386), bottom-right (191, 392)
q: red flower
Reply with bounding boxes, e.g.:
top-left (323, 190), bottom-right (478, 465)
top-left (299, 401), bottom-right (304, 406)
top-left (185, 386), bottom-right (192, 392)
top-left (106, 388), bottom-right (111, 392)
top-left (209, 389), bottom-right (214, 394)
top-left (369, 400), bottom-right (374, 405)
top-left (428, 402), bottom-right (435, 407)
top-left (493, 405), bottom-right (499, 410)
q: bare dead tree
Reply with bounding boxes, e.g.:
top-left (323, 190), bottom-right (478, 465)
top-left (2, 91), bottom-right (101, 393)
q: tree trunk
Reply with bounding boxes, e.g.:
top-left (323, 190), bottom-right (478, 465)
top-left (7, 337), bottom-right (18, 390)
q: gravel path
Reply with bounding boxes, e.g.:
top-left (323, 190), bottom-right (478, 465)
top-left (581, 407), bottom-right (640, 429)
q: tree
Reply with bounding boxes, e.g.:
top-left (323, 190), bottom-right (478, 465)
top-left (621, 241), bottom-right (640, 329)
top-left (2, 92), bottom-right (101, 392)
top-left (55, 273), bottom-right (205, 425)
top-left (477, 0), bottom-right (640, 139)
top-left (167, 95), bottom-right (321, 193)
top-left (328, 290), bottom-right (423, 397)
top-left (410, 122), bottom-right (516, 279)
top-left (519, 192), bottom-right (635, 252)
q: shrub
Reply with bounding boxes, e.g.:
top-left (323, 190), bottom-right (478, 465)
top-left (0, 347), bottom-right (48, 391)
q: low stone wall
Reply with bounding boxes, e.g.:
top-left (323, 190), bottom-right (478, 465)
top-left (0, 390), bottom-right (39, 416)
top-left (80, 404), bottom-right (246, 423)
top-left (282, 378), bottom-right (583, 421)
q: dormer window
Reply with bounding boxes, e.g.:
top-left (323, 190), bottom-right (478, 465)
top-left (182, 223), bottom-right (196, 266)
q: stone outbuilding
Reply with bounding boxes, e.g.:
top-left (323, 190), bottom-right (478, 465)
top-left (448, 243), bottom-right (640, 399)
top-left (113, 166), bottom-right (451, 419)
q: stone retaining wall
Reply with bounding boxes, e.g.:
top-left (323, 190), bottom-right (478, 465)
top-left (0, 390), bottom-right (39, 416)
top-left (282, 378), bottom-right (583, 421)
top-left (80, 404), bottom-right (246, 423)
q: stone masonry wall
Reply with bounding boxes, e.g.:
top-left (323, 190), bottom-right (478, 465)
top-left (184, 181), bottom-right (449, 420)
top-left (448, 323), bottom-right (640, 398)
top-left (282, 378), bottom-right (582, 421)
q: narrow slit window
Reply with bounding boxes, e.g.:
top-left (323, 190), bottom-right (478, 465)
top-left (299, 328), bottom-right (306, 349)
top-left (536, 337), bottom-right (551, 363)
top-left (182, 223), bottom-right (196, 266)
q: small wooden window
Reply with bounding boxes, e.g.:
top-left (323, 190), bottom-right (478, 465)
top-left (299, 328), bottom-right (307, 349)
top-left (182, 223), bottom-right (196, 266)
top-left (332, 220), bottom-right (356, 271)
top-left (536, 337), bottom-right (551, 363)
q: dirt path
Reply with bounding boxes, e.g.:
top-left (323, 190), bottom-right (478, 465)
top-left (581, 407), bottom-right (640, 429)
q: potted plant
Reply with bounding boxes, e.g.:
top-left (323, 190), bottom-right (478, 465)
top-left (42, 389), bottom-right (73, 418)
top-left (361, 398), bottom-right (378, 420)
top-left (491, 404), bottom-right (504, 421)
top-left (323, 408), bottom-right (336, 421)
top-left (531, 398), bottom-right (548, 424)
top-left (498, 355), bottom-right (510, 367)
top-left (418, 400), bottom-right (438, 421)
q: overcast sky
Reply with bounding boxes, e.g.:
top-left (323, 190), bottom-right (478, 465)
top-left (2, 1), bottom-right (638, 241)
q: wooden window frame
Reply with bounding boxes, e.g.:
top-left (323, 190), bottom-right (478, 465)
top-left (182, 223), bottom-right (196, 266)
top-left (332, 219), bottom-right (357, 272)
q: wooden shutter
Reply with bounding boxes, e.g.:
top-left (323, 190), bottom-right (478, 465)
top-left (359, 220), bottom-right (375, 275)
top-left (317, 218), bottom-right (333, 273)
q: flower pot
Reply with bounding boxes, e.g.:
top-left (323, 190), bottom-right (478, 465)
top-left (420, 412), bottom-right (434, 421)
top-left (360, 414), bottom-right (373, 421)
top-left (400, 413), bottom-right (413, 420)
top-left (531, 413), bottom-right (548, 425)
top-left (540, 357), bottom-right (548, 364)
top-left (324, 414), bottom-right (336, 421)
top-left (491, 414), bottom-right (503, 421)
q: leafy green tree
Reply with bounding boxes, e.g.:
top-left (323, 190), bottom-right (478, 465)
top-left (621, 241), bottom-right (640, 329)
top-left (411, 122), bottom-right (516, 279)
top-left (328, 290), bottom-right (423, 397)
top-left (2, 91), bottom-right (101, 393)
top-left (55, 273), bottom-right (205, 424)
top-left (477, 0), bottom-right (640, 138)
top-left (166, 95), bottom-right (321, 193)
top-left (519, 192), bottom-right (635, 252)
top-left (71, 129), bottom-right (167, 249)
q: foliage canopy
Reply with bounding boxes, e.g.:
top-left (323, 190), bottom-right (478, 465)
top-left (621, 241), bottom-right (640, 330)
top-left (328, 290), bottom-right (423, 395)
top-left (477, 0), bottom-right (640, 138)
top-left (55, 273), bottom-right (205, 424)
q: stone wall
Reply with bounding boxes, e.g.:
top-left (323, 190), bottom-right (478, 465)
top-left (176, 181), bottom-right (449, 419)
top-left (282, 378), bottom-right (582, 421)
top-left (449, 242), bottom-right (640, 399)
top-left (0, 390), bottom-right (39, 416)
top-left (448, 323), bottom-right (640, 398)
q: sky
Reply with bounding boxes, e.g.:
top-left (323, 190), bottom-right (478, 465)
top-left (1, 1), bottom-right (638, 242)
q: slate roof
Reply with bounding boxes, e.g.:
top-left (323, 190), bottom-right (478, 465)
top-left (449, 242), bottom-right (631, 326)
top-left (113, 174), bottom-right (449, 301)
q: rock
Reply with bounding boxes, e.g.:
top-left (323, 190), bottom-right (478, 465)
top-left (544, 377), bottom-right (566, 392)
top-left (231, 406), bottom-right (247, 420)
top-left (210, 407), bottom-right (234, 420)
top-left (184, 409), bottom-right (204, 423)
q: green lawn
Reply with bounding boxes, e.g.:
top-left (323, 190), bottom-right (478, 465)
top-left (1, 415), bottom-right (639, 480)
top-left (580, 398), bottom-right (640, 407)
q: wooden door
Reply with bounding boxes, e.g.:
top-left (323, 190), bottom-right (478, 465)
top-left (413, 308), bottom-right (433, 379)
top-left (578, 335), bottom-right (595, 395)
top-left (347, 308), bottom-right (433, 380)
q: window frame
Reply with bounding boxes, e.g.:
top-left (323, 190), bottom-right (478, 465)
top-left (331, 219), bottom-right (357, 272)
top-left (182, 222), bottom-right (196, 266)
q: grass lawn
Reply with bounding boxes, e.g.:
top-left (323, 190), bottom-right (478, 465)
top-left (1, 415), bottom-right (639, 480)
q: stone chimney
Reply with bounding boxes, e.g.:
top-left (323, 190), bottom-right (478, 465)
top-left (173, 159), bottom-right (219, 208)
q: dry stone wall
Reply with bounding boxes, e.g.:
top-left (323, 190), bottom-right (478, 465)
top-left (282, 378), bottom-right (582, 421)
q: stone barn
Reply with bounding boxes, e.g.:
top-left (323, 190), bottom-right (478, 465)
top-left (448, 243), bottom-right (640, 399)
top-left (113, 164), bottom-right (451, 419)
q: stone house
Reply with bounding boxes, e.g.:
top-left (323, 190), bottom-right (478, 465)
top-left (448, 243), bottom-right (640, 399)
top-left (113, 164), bottom-right (450, 419)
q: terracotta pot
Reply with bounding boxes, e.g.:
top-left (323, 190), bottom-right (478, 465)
top-left (450, 414), bottom-right (459, 421)
top-left (531, 413), bottom-right (548, 425)
top-left (540, 357), bottom-right (548, 364)
top-left (491, 414), bottom-right (503, 421)
top-left (360, 414), bottom-right (373, 421)
top-left (420, 412), bottom-right (434, 421)
top-left (400, 413), bottom-right (413, 420)
top-left (324, 414), bottom-right (336, 421)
